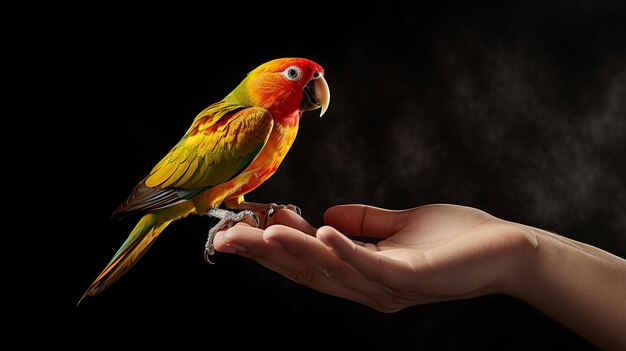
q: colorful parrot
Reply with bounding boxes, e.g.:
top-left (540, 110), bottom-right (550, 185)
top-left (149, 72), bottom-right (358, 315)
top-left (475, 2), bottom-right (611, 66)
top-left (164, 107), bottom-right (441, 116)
top-left (79, 58), bottom-right (330, 304)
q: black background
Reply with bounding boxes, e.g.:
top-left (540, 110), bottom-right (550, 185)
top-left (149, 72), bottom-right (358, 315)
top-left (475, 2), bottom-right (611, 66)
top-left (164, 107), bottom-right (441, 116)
top-left (46, 2), bottom-right (626, 349)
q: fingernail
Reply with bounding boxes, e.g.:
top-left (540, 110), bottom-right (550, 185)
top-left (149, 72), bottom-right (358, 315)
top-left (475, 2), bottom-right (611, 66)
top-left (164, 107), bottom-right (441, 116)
top-left (265, 238), bottom-right (284, 249)
top-left (220, 247), bottom-right (237, 254)
top-left (227, 242), bottom-right (247, 252)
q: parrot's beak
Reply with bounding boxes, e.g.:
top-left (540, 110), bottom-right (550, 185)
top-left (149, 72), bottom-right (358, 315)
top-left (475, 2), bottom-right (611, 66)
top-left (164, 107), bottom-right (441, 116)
top-left (301, 74), bottom-right (330, 117)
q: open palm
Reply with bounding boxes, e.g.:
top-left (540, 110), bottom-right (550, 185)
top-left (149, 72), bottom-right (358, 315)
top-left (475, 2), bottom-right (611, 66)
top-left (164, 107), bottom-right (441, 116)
top-left (213, 204), bottom-right (533, 312)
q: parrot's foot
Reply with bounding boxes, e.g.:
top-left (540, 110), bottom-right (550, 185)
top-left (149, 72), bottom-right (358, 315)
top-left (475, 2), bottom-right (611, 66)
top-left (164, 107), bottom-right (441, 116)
top-left (237, 202), bottom-right (301, 228)
top-left (204, 208), bottom-right (259, 264)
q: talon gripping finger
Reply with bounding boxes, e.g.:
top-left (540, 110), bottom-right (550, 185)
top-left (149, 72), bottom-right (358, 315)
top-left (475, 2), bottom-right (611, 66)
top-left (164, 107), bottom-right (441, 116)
top-left (204, 208), bottom-right (260, 264)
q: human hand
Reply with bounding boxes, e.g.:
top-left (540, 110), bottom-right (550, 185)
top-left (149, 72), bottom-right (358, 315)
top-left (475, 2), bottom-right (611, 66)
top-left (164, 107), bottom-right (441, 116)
top-left (213, 204), bottom-right (535, 312)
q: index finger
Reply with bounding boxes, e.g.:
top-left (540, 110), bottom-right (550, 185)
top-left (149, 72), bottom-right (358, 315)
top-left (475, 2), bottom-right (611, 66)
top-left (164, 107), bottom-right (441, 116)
top-left (268, 209), bottom-right (316, 235)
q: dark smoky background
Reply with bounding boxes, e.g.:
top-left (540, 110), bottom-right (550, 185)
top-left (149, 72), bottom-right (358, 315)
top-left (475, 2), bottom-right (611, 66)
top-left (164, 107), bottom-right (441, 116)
top-left (50, 2), bottom-right (625, 349)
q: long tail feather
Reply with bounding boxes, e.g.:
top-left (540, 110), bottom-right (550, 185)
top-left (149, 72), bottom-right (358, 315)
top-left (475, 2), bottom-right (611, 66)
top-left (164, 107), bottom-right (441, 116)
top-left (78, 213), bottom-right (172, 305)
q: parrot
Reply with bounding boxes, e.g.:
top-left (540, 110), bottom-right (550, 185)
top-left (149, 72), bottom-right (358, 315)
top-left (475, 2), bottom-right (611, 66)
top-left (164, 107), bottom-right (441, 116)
top-left (79, 58), bottom-right (330, 304)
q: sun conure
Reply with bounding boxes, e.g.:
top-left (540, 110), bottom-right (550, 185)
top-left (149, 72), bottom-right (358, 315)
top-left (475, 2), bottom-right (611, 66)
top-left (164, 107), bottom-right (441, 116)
top-left (79, 58), bottom-right (330, 304)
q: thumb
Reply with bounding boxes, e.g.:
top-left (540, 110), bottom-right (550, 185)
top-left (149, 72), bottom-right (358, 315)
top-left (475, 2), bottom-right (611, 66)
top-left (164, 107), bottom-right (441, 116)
top-left (316, 225), bottom-right (411, 289)
top-left (324, 204), bottom-right (401, 239)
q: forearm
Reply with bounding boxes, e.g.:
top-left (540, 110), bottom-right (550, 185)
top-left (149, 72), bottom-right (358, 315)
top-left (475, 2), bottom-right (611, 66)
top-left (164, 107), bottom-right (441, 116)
top-left (511, 227), bottom-right (626, 351)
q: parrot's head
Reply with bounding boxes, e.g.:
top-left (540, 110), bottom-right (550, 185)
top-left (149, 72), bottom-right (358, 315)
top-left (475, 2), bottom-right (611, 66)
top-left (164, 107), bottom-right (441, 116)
top-left (231, 58), bottom-right (330, 120)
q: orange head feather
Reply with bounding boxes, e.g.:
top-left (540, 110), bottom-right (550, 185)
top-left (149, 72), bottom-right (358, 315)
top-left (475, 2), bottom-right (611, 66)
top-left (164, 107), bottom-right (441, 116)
top-left (226, 58), bottom-right (330, 120)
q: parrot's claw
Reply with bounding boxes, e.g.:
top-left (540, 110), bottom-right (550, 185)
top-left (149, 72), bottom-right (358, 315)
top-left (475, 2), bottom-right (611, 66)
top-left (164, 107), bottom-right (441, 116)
top-left (204, 209), bottom-right (259, 264)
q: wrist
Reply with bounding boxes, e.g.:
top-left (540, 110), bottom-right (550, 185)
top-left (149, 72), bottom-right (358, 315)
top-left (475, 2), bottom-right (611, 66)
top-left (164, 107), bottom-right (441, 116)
top-left (504, 227), bottom-right (626, 350)
top-left (494, 222), bottom-right (541, 298)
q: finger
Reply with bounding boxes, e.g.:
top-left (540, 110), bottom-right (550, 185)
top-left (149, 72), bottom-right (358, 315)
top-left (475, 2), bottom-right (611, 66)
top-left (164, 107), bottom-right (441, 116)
top-left (212, 222), bottom-right (260, 254)
top-left (213, 222), bottom-right (299, 258)
top-left (317, 225), bottom-right (414, 289)
top-left (224, 224), bottom-right (389, 310)
top-left (267, 209), bottom-right (316, 235)
top-left (324, 205), bottom-right (402, 238)
top-left (250, 255), bottom-right (383, 310)
top-left (263, 225), bottom-right (400, 301)
top-left (217, 223), bottom-right (401, 311)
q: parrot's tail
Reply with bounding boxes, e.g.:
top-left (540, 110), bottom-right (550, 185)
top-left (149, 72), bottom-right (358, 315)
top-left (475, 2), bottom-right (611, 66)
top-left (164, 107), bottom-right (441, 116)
top-left (78, 213), bottom-right (172, 305)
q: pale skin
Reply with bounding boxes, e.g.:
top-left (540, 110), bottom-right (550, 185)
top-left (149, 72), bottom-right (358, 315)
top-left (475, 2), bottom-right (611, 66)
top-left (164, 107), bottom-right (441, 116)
top-left (213, 204), bottom-right (626, 351)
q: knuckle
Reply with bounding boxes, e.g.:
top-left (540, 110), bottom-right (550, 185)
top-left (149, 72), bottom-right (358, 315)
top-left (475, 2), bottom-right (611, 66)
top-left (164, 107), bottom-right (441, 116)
top-left (263, 225), bottom-right (285, 241)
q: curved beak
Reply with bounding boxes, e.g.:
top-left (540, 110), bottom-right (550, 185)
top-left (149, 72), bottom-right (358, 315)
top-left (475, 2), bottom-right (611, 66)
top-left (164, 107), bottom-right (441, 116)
top-left (301, 75), bottom-right (331, 117)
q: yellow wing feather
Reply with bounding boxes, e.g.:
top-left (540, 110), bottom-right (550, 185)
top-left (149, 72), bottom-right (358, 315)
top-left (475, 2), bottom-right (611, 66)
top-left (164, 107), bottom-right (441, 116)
top-left (145, 105), bottom-right (273, 190)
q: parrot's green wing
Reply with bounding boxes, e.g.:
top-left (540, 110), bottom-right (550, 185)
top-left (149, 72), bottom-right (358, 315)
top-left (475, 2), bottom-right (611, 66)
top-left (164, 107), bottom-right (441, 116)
top-left (146, 106), bottom-right (273, 189)
top-left (112, 105), bottom-right (273, 218)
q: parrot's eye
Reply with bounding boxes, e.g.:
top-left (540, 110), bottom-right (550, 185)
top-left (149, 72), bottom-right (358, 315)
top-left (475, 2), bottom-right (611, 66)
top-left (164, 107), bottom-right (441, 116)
top-left (283, 66), bottom-right (301, 81)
